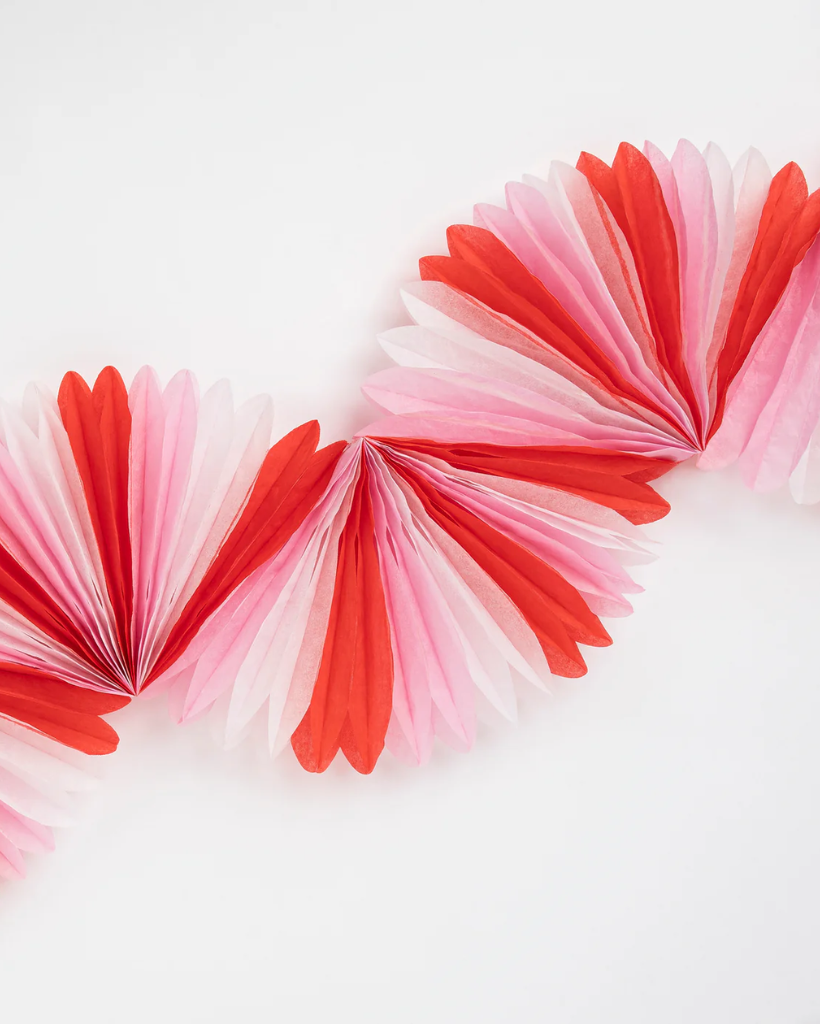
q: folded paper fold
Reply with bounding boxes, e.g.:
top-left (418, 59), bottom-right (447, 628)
top-left (0, 665), bottom-right (128, 879)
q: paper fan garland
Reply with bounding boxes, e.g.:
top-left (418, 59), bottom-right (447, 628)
top-left (2, 137), bottom-right (820, 878)
top-left (0, 366), bottom-right (668, 792)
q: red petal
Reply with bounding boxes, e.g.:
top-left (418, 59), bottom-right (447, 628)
top-left (711, 164), bottom-right (820, 436)
top-left (387, 453), bottom-right (610, 678)
top-left (377, 439), bottom-right (672, 525)
top-left (576, 150), bottom-right (630, 229)
top-left (0, 663), bottom-right (129, 754)
top-left (58, 368), bottom-right (134, 678)
top-left (0, 543), bottom-right (114, 676)
top-left (291, 462), bottom-right (393, 774)
top-left (149, 427), bottom-right (347, 683)
top-left (579, 144), bottom-right (699, 441)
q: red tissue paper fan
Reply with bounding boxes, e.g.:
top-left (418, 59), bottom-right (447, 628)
top-left (364, 141), bottom-right (820, 499)
top-left (3, 138), bottom-right (820, 879)
top-left (0, 366), bottom-right (337, 695)
top-left (0, 365), bottom-right (338, 875)
top-left (160, 438), bottom-right (669, 772)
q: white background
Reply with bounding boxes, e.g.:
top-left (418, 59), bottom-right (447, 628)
top-left (0, 1), bottom-right (819, 1021)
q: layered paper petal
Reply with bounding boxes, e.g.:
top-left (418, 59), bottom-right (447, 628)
top-left (161, 439), bottom-right (669, 771)
top-left (364, 141), bottom-right (820, 499)
top-left (699, 237), bottom-right (820, 494)
top-left (0, 665), bottom-right (127, 879)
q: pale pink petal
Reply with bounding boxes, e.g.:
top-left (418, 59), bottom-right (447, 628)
top-left (701, 238), bottom-right (820, 488)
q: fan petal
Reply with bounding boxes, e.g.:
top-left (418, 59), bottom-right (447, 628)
top-left (58, 367), bottom-right (134, 678)
top-left (0, 666), bottom-right (126, 878)
top-left (291, 458), bottom-right (394, 774)
top-left (701, 238), bottom-right (820, 492)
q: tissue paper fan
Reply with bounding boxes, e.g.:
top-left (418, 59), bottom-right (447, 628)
top-left (363, 141), bottom-right (820, 499)
top-left (0, 366), bottom-right (342, 696)
top-left (161, 437), bottom-right (670, 772)
top-left (0, 666), bottom-right (128, 879)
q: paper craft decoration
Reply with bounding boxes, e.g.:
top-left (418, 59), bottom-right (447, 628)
top-left (2, 139), bottom-right (819, 878)
top-left (363, 141), bottom-right (820, 499)
top-left (160, 439), bottom-right (669, 771)
top-left (0, 367), bottom-right (339, 696)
